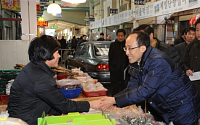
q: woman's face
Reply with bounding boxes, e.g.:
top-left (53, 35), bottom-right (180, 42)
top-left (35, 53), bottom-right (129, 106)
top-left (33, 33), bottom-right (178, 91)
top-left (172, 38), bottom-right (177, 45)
top-left (45, 50), bottom-right (60, 68)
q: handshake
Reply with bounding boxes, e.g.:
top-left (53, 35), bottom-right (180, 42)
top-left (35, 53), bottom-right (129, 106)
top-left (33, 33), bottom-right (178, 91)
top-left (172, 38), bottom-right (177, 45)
top-left (89, 96), bottom-right (116, 110)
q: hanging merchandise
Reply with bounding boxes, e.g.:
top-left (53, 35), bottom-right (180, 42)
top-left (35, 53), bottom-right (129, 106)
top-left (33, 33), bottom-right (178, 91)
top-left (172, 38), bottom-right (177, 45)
top-left (189, 14), bottom-right (200, 27)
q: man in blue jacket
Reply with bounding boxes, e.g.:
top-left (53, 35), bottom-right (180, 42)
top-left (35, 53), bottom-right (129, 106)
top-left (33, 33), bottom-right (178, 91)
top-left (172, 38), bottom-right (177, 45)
top-left (100, 31), bottom-right (200, 125)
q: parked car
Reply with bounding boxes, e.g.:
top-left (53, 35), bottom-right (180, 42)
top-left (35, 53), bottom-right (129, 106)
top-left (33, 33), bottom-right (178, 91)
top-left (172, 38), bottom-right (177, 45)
top-left (65, 41), bottom-right (112, 84)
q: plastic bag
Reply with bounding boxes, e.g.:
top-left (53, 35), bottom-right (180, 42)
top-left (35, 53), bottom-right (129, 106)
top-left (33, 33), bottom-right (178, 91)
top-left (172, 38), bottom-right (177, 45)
top-left (57, 79), bottom-right (81, 89)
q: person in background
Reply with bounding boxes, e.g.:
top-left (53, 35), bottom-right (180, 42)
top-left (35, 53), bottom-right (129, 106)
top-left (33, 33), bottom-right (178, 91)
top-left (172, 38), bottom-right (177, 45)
top-left (7, 35), bottom-right (100, 125)
top-left (106, 34), bottom-right (111, 41)
top-left (134, 24), bottom-right (180, 64)
top-left (100, 31), bottom-right (200, 125)
top-left (182, 18), bottom-right (200, 95)
top-left (174, 28), bottom-right (187, 45)
top-left (71, 36), bottom-right (78, 50)
top-left (109, 29), bottom-right (129, 96)
top-left (58, 36), bottom-right (67, 61)
top-left (175, 27), bottom-right (195, 60)
top-left (97, 32), bottom-right (105, 41)
top-left (77, 35), bottom-right (87, 46)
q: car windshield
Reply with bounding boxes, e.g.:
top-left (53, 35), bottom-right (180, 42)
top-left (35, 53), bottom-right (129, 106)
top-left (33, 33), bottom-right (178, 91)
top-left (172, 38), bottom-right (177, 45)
top-left (94, 44), bottom-right (110, 56)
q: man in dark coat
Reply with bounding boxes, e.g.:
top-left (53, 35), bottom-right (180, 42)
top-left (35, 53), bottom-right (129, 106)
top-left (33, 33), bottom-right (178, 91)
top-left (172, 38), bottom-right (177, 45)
top-left (133, 24), bottom-right (181, 121)
top-left (7, 35), bottom-right (100, 125)
top-left (100, 31), bottom-right (200, 125)
top-left (109, 29), bottom-right (129, 96)
top-left (77, 35), bottom-right (87, 46)
top-left (182, 18), bottom-right (200, 96)
top-left (71, 36), bottom-right (78, 50)
top-left (97, 32), bottom-right (105, 41)
top-left (174, 28), bottom-right (186, 45)
top-left (175, 27), bottom-right (195, 60)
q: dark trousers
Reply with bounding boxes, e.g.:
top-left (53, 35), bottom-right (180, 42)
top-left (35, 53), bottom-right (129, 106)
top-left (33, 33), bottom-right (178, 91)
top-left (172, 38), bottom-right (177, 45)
top-left (192, 80), bottom-right (200, 96)
top-left (110, 72), bottom-right (126, 96)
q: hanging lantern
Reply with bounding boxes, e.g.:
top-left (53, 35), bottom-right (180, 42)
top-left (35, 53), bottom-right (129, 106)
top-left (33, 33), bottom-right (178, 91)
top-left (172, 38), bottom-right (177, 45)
top-left (47, 0), bottom-right (62, 16)
top-left (189, 15), bottom-right (200, 27)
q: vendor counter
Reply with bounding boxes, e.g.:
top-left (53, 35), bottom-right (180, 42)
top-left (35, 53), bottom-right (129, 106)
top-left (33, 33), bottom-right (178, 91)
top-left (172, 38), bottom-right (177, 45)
top-left (0, 93), bottom-right (105, 113)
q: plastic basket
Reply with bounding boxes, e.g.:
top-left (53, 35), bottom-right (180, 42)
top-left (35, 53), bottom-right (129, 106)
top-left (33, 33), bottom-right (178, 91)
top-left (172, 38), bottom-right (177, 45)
top-left (57, 74), bottom-right (68, 80)
top-left (38, 112), bottom-right (116, 125)
top-left (0, 88), bottom-right (6, 95)
top-left (0, 69), bottom-right (21, 81)
top-left (82, 89), bottom-right (108, 97)
top-left (0, 81), bottom-right (8, 88)
top-left (59, 87), bottom-right (82, 99)
top-left (0, 95), bottom-right (9, 101)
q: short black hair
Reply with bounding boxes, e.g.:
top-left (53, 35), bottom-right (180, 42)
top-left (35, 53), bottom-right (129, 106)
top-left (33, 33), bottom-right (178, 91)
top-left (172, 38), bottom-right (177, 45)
top-left (116, 29), bottom-right (126, 36)
top-left (195, 17), bottom-right (200, 28)
top-left (181, 28), bottom-right (187, 36)
top-left (28, 35), bottom-right (60, 62)
top-left (131, 31), bottom-right (150, 48)
top-left (82, 35), bottom-right (86, 38)
top-left (184, 27), bottom-right (195, 34)
top-left (134, 24), bottom-right (154, 35)
top-left (100, 32), bottom-right (104, 36)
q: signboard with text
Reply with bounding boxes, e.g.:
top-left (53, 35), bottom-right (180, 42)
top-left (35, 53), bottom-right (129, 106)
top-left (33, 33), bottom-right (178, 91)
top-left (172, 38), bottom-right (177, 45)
top-left (135, 0), bottom-right (200, 20)
top-left (37, 21), bottom-right (48, 27)
top-left (1, 0), bottom-right (20, 11)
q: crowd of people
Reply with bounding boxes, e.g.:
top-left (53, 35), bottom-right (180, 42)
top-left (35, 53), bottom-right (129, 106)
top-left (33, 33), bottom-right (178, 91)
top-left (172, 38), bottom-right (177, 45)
top-left (7, 18), bottom-right (200, 125)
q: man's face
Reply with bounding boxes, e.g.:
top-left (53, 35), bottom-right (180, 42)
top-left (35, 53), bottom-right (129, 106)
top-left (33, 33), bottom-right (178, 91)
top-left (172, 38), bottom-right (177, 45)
top-left (107, 35), bottom-right (111, 40)
top-left (117, 32), bottom-right (125, 42)
top-left (125, 34), bottom-right (146, 63)
top-left (45, 50), bottom-right (60, 68)
top-left (185, 30), bottom-right (195, 43)
top-left (100, 35), bottom-right (104, 39)
top-left (83, 36), bottom-right (86, 40)
top-left (196, 23), bottom-right (200, 40)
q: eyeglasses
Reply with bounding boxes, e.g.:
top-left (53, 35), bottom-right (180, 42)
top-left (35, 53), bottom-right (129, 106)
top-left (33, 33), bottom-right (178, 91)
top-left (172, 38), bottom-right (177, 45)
top-left (123, 46), bottom-right (140, 52)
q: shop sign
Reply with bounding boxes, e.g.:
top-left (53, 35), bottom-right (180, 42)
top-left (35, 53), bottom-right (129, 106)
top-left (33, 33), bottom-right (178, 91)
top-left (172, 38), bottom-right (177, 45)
top-left (90, 10), bottom-right (134, 29)
top-left (1, 0), bottom-right (21, 11)
top-left (89, 17), bottom-right (95, 21)
top-left (109, 9), bottom-right (118, 14)
top-left (37, 21), bottom-right (48, 27)
top-left (51, 25), bottom-right (58, 29)
top-left (135, 0), bottom-right (200, 20)
top-left (134, 0), bottom-right (145, 5)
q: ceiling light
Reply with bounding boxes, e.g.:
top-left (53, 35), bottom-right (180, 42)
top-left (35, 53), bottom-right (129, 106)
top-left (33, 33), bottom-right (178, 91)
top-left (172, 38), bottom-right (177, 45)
top-left (61, 0), bottom-right (86, 4)
top-left (47, 0), bottom-right (61, 16)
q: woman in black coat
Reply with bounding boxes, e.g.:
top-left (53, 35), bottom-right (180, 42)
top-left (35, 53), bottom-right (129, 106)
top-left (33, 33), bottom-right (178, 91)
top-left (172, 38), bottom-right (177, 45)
top-left (7, 35), bottom-right (100, 125)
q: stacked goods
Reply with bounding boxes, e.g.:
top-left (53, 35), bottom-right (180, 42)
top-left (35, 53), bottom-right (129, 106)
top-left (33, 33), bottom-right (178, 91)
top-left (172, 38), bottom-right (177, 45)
top-left (69, 68), bottom-right (108, 97)
top-left (52, 66), bottom-right (74, 76)
top-left (106, 105), bottom-right (166, 125)
top-left (14, 64), bottom-right (25, 69)
top-left (0, 70), bottom-right (21, 100)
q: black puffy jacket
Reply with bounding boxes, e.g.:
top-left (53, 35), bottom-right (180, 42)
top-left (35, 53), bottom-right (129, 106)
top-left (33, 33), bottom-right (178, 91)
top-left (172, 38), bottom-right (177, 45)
top-left (7, 61), bottom-right (90, 125)
top-left (155, 38), bottom-right (180, 64)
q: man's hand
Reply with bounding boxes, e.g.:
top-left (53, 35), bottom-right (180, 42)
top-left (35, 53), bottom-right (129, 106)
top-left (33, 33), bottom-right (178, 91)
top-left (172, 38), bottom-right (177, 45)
top-left (186, 69), bottom-right (193, 76)
top-left (100, 97), bottom-right (116, 110)
top-left (89, 100), bottom-right (101, 109)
